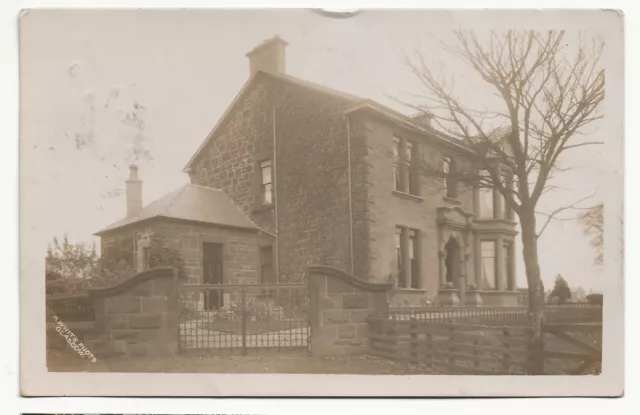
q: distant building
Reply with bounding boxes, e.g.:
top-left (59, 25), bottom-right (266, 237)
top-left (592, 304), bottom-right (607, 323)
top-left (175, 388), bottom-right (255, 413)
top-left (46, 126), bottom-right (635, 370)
top-left (570, 287), bottom-right (587, 302)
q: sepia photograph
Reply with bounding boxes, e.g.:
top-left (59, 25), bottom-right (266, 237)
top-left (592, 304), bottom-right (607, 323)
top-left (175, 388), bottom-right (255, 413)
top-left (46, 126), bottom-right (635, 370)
top-left (19, 8), bottom-right (624, 396)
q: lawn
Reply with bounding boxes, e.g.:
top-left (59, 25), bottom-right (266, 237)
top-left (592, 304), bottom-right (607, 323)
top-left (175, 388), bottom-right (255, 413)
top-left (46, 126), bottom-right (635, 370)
top-left (46, 348), bottom-right (431, 374)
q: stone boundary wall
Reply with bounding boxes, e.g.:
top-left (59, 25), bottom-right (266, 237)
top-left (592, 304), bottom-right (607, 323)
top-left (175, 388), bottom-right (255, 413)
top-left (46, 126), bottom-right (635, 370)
top-left (307, 265), bottom-right (393, 356)
top-left (84, 267), bottom-right (180, 358)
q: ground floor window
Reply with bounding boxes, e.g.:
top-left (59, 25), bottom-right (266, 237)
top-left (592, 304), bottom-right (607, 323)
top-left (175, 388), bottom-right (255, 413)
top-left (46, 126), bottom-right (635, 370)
top-left (480, 240), bottom-right (497, 289)
top-left (503, 241), bottom-right (513, 290)
top-left (203, 242), bottom-right (224, 310)
top-left (260, 245), bottom-right (275, 284)
top-left (396, 226), bottom-right (420, 289)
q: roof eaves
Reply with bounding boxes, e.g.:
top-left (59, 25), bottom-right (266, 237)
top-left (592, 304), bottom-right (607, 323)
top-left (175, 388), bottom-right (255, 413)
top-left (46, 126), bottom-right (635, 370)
top-left (264, 71), bottom-right (362, 103)
top-left (344, 101), bottom-right (474, 155)
top-left (93, 215), bottom-right (160, 236)
top-left (182, 72), bottom-right (264, 173)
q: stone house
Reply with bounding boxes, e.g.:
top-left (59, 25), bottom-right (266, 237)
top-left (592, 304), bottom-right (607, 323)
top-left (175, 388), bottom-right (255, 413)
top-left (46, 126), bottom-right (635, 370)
top-left (180, 36), bottom-right (519, 307)
top-left (96, 36), bottom-right (520, 307)
top-left (94, 166), bottom-right (274, 310)
top-left (570, 287), bottom-right (587, 303)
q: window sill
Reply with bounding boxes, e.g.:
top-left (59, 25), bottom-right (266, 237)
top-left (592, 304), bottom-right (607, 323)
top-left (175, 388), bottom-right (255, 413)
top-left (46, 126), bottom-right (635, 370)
top-left (394, 287), bottom-right (427, 293)
top-left (474, 217), bottom-right (517, 225)
top-left (443, 196), bottom-right (462, 205)
top-left (392, 190), bottom-right (424, 202)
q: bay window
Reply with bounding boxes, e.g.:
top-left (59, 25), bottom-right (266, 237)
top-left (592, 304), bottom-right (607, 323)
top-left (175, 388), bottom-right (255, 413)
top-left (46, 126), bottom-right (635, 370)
top-left (480, 240), bottom-right (497, 289)
top-left (478, 169), bottom-right (495, 218)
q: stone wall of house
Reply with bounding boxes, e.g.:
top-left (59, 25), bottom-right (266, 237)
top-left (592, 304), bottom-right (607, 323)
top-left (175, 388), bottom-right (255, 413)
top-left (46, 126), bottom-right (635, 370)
top-left (188, 77), bottom-right (276, 235)
top-left (101, 220), bottom-right (261, 286)
top-left (153, 221), bottom-right (260, 286)
top-left (84, 267), bottom-right (179, 358)
top-left (184, 73), bottom-right (484, 296)
top-left (354, 114), bottom-right (477, 306)
top-left (188, 74), bottom-right (354, 283)
top-left (308, 265), bottom-right (392, 356)
top-left (100, 220), bottom-right (262, 312)
top-left (271, 80), bottom-right (353, 282)
top-left (153, 221), bottom-right (261, 313)
top-left (345, 112), bottom-right (371, 282)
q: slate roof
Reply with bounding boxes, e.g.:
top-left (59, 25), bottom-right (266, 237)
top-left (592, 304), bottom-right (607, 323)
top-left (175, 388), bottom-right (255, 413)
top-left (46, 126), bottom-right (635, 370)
top-left (94, 184), bottom-right (258, 235)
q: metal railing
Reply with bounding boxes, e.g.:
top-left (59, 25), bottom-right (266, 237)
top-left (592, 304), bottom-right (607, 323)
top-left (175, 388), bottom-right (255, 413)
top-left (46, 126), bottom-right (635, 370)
top-left (177, 283), bottom-right (309, 354)
top-left (389, 303), bottom-right (602, 325)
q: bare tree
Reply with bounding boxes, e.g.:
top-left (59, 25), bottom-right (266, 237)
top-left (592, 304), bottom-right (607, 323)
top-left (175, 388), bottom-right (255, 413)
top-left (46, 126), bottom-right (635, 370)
top-left (402, 30), bottom-right (604, 371)
top-left (579, 203), bottom-right (604, 265)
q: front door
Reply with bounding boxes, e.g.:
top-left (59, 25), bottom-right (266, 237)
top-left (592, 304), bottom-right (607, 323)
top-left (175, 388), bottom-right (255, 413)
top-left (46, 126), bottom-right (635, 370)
top-left (203, 242), bottom-right (223, 310)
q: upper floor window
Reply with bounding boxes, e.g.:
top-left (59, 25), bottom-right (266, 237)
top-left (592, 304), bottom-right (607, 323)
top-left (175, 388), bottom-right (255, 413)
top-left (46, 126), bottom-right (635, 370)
top-left (393, 136), bottom-right (419, 196)
top-left (500, 174), bottom-right (511, 219)
top-left (443, 156), bottom-right (458, 199)
top-left (393, 137), bottom-right (401, 191)
top-left (478, 169), bottom-right (494, 218)
top-left (260, 160), bottom-right (273, 205)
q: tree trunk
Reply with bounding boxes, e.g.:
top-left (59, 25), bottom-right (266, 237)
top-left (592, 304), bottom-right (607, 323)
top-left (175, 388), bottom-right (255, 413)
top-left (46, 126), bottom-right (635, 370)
top-left (519, 207), bottom-right (545, 374)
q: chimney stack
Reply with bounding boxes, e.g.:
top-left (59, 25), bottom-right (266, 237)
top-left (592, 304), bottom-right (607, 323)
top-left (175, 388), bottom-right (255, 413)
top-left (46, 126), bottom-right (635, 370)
top-left (246, 36), bottom-right (288, 77)
top-left (412, 112), bottom-right (434, 128)
top-left (126, 165), bottom-right (142, 217)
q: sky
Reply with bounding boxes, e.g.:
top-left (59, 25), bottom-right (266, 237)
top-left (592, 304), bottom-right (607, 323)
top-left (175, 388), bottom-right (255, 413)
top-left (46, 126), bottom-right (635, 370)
top-left (20, 9), bottom-right (608, 292)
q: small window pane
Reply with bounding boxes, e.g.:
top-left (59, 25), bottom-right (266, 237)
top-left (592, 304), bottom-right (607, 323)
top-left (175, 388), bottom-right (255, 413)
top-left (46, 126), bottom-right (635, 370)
top-left (393, 138), bottom-right (401, 191)
top-left (395, 227), bottom-right (403, 285)
top-left (443, 157), bottom-right (451, 193)
top-left (263, 183), bottom-right (273, 204)
top-left (478, 170), bottom-right (494, 218)
top-left (503, 242), bottom-right (512, 289)
top-left (408, 230), bottom-right (416, 259)
top-left (261, 161), bottom-right (272, 184)
top-left (393, 138), bottom-right (400, 159)
top-left (405, 141), bottom-right (413, 161)
top-left (481, 241), bottom-right (497, 290)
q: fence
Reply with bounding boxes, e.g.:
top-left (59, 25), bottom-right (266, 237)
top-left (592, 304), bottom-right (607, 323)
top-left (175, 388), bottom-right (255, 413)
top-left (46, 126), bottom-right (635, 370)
top-left (178, 283), bottom-right (309, 354)
top-left (390, 306), bottom-right (530, 325)
top-left (540, 322), bottom-right (603, 375)
top-left (389, 303), bottom-right (602, 326)
top-left (368, 318), bottom-right (531, 375)
top-left (371, 305), bottom-right (603, 375)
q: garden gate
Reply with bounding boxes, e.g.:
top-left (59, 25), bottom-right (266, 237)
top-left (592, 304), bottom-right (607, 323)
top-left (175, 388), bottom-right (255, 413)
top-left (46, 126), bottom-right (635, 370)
top-left (178, 283), bottom-right (309, 354)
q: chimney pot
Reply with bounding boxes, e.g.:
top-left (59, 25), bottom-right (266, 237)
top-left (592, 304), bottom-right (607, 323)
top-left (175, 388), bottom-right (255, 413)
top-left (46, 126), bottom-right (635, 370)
top-left (246, 36), bottom-right (288, 77)
top-left (126, 164), bottom-right (143, 217)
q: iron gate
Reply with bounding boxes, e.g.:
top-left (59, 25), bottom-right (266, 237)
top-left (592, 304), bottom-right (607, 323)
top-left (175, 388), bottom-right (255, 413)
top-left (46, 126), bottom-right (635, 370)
top-left (178, 283), bottom-right (309, 354)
